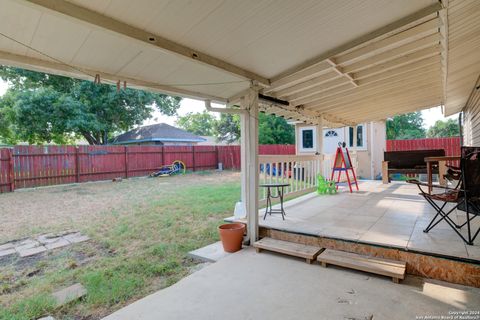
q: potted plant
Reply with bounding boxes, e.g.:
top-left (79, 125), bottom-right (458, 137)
top-left (218, 223), bottom-right (245, 253)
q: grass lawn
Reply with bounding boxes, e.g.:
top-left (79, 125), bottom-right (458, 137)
top-left (0, 171), bottom-right (241, 320)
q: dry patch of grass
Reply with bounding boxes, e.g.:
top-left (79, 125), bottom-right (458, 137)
top-left (0, 171), bottom-right (240, 320)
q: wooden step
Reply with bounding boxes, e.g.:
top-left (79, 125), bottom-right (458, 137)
top-left (253, 237), bottom-right (323, 264)
top-left (317, 249), bottom-right (406, 283)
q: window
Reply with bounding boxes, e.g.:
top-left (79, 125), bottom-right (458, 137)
top-left (302, 129), bottom-right (313, 148)
top-left (348, 124), bottom-right (366, 149)
top-left (325, 130), bottom-right (338, 137)
top-left (299, 126), bottom-right (316, 152)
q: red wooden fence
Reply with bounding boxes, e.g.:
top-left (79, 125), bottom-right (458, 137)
top-left (386, 137), bottom-right (461, 166)
top-left (0, 144), bottom-right (295, 193)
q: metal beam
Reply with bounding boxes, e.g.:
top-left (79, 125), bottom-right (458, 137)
top-left (22, 0), bottom-right (270, 86)
top-left (334, 18), bottom-right (440, 65)
top-left (269, 2), bottom-right (442, 83)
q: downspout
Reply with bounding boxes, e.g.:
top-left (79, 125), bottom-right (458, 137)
top-left (204, 100), bottom-right (247, 115)
top-left (458, 112), bottom-right (463, 146)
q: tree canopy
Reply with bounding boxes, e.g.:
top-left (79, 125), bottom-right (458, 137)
top-left (0, 67), bottom-right (181, 145)
top-left (176, 111), bottom-right (295, 144)
top-left (258, 112), bottom-right (295, 144)
top-left (426, 118), bottom-right (460, 138)
top-left (214, 113), bottom-right (241, 144)
top-left (175, 111), bottom-right (216, 136)
top-left (386, 112), bottom-right (426, 140)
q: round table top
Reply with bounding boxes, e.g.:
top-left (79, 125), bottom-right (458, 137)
top-left (259, 183), bottom-right (290, 188)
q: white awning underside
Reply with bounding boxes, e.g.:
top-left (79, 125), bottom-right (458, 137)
top-left (0, 0), bottom-right (479, 126)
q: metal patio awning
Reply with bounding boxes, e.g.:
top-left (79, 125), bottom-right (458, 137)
top-left (0, 0), bottom-right (479, 126)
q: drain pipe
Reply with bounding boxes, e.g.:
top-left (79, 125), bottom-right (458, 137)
top-left (204, 100), bottom-right (247, 115)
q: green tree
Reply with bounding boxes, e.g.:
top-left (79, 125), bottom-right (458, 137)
top-left (426, 118), bottom-right (460, 138)
top-left (258, 113), bottom-right (295, 144)
top-left (176, 111), bottom-right (216, 136)
top-left (386, 112), bottom-right (426, 140)
top-left (0, 67), bottom-right (181, 145)
top-left (213, 112), bottom-right (294, 144)
top-left (214, 113), bottom-right (241, 144)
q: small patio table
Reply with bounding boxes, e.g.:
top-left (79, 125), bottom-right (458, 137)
top-left (424, 156), bottom-right (460, 194)
top-left (260, 183), bottom-right (290, 220)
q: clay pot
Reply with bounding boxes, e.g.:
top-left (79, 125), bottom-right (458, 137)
top-left (218, 223), bottom-right (245, 253)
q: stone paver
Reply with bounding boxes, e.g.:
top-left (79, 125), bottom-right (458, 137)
top-left (52, 283), bottom-right (87, 306)
top-left (63, 232), bottom-right (90, 243)
top-left (38, 234), bottom-right (63, 244)
top-left (15, 239), bottom-right (41, 251)
top-left (0, 242), bottom-right (14, 251)
top-left (0, 231), bottom-right (91, 259)
top-left (45, 238), bottom-right (71, 250)
top-left (0, 248), bottom-right (16, 257)
top-left (18, 245), bottom-right (47, 257)
top-left (38, 317), bottom-right (56, 320)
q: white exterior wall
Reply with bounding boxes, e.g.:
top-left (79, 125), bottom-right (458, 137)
top-left (295, 121), bottom-right (386, 180)
top-left (463, 78), bottom-right (480, 146)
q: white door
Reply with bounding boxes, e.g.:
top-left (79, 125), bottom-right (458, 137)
top-left (323, 128), bottom-right (345, 154)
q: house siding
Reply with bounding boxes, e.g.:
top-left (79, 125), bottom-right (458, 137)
top-left (463, 76), bottom-right (480, 146)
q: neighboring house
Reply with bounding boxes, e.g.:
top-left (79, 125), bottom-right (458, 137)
top-left (112, 123), bottom-right (206, 146)
top-left (295, 121), bottom-right (386, 180)
top-left (197, 136), bottom-right (239, 146)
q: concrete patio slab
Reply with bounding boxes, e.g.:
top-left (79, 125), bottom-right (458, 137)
top-left (258, 181), bottom-right (480, 261)
top-left (187, 241), bottom-right (233, 263)
top-left (103, 248), bottom-right (480, 320)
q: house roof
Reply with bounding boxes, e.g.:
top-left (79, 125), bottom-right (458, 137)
top-left (112, 123), bottom-right (206, 144)
top-left (0, 0), bottom-right (478, 126)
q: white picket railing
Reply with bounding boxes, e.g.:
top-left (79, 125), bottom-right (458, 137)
top-left (258, 153), bottom-right (358, 201)
top-left (258, 155), bottom-right (321, 201)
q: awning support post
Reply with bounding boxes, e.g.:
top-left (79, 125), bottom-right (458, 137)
top-left (316, 115), bottom-right (324, 177)
top-left (240, 89), bottom-right (259, 244)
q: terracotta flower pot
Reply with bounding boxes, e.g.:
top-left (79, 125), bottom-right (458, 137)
top-left (218, 223), bottom-right (245, 253)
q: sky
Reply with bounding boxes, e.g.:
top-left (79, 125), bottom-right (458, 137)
top-left (0, 80), bottom-right (457, 128)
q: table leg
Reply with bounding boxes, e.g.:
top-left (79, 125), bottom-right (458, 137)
top-left (263, 187), bottom-right (271, 220)
top-left (438, 160), bottom-right (447, 186)
top-left (279, 186), bottom-right (285, 220)
top-left (427, 162), bottom-right (432, 194)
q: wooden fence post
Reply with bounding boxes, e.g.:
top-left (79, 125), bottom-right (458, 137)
top-left (8, 148), bottom-right (15, 192)
top-left (192, 146), bottom-right (196, 171)
top-left (161, 146), bottom-right (164, 165)
top-left (75, 146), bottom-right (80, 183)
top-left (124, 146), bottom-right (129, 178)
top-left (214, 146), bottom-right (219, 170)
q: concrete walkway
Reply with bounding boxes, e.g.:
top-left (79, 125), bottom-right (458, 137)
top-left (103, 248), bottom-right (480, 320)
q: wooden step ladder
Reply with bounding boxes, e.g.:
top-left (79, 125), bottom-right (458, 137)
top-left (253, 237), bottom-right (323, 264)
top-left (317, 249), bottom-right (406, 283)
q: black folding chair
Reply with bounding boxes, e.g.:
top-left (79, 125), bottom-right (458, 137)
top-left (407, 146), bottom-right (480, 245)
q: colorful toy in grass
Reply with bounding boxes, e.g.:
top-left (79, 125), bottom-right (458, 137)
top-left (317, 175), bottom-right (337, 195)
top-left (150, 160), bottom-right (186, 177)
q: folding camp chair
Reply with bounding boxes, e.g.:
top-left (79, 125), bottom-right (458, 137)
top-left (407, 146), bottom-right (480, 245)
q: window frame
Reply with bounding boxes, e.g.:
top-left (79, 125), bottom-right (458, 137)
top-left (347, 124), bottom-right (367, 150)
top-left (299, 126), bottom-right (317, 152)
